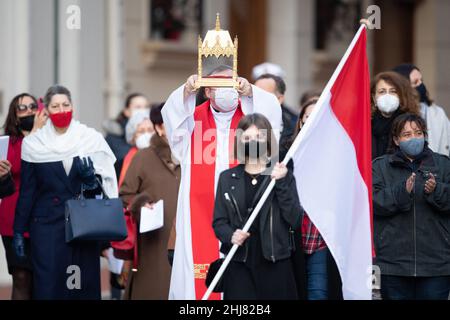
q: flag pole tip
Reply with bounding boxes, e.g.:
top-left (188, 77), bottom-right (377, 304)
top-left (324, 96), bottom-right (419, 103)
top-left (359, 19), bottom-right (371, 29)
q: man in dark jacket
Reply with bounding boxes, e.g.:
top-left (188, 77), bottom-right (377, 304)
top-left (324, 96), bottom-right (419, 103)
top-left (0, 160), bottom-right (15, 198)
top-left (373, 113), bottom-right (450, 300)
top-left (254, 74), bottom-right (298, 153)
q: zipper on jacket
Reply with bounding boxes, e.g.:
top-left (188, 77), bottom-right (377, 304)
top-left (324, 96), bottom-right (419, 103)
top-left (270, 207), bottom-right (275, 262)
top-left (228, 192), bottom-right (248, 262)
top-left (289, 228), bottom-right (296, 252)
top-left (229, 193), bottom-right (243, 223)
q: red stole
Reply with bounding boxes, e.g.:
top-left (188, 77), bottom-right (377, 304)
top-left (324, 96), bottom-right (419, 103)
top-left (190, 100), bottom-right (243, 300)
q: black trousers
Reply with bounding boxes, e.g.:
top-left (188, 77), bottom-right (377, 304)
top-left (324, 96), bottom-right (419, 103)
top-left (223, 259), bottom-right (298, 300)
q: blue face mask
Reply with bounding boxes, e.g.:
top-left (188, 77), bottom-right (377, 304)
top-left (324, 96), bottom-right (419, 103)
top-left (399, 137), bottom-right (425, 158)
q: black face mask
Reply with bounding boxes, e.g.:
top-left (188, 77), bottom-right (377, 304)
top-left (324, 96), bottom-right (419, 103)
top-left (416, 83), bottom-right (428, 103)
top-left (243, 140), bottom-right (268, 159)
top-left (18, 115), bottom-right (35, 132)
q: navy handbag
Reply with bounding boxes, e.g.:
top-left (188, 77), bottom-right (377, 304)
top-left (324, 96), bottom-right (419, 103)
top-left (65, 178), bottom-right (127, 243)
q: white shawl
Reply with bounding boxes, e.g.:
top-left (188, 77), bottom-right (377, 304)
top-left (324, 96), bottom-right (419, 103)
top-left (21, 120), bottom-right (118, 198)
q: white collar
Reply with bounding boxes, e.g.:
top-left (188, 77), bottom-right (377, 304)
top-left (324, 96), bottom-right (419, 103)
top-left (210, 105), bottom-right (236, 124)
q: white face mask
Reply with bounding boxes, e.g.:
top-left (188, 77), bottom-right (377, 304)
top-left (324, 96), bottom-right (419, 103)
top-left (213, 88), bottom-right (239, 112)
top-left (135, 132), bottom-right (153, 149)
top-left (130, 108), bottom-right (150, 118)
top-left (376, 94), bottom-right (400, 114)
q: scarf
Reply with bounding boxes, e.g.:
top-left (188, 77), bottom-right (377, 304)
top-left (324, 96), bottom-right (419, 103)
top-left (21, 120), bottom-right (118, 197)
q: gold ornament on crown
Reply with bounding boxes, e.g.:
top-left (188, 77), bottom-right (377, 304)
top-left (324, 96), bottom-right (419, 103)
top-left (195, 13), bottom-right (239, 89)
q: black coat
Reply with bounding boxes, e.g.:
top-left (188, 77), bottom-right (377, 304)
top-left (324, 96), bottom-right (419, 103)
top-left (105, 116), bottom-right (131, 179)
top-left (213, 164), bottom-right (302, 263)
top-left (373, 148), bottom-right (450, 277)
top-left (371, 109), bottom-right (404, 159)
top-left (279, 104), bottom-right (298, 152)
top-left (0, 173), bottom-right (15, 198)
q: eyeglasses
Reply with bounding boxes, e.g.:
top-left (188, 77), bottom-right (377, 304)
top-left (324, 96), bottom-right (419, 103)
top-left (16, 103), bottom-right (38, 113)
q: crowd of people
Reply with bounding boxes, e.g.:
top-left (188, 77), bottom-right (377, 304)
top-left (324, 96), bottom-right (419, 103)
top-left (0, 61), bottom-right (449, 300)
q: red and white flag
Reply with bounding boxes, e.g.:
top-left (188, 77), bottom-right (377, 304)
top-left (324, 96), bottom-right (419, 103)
top-left (287, 25), bottom-right (373, 299)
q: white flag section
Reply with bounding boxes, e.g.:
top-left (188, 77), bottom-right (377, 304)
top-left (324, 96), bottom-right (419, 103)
top-left (287, 25), bottom-right (373, 300)
top-left (203, 25), bottom-right (373, 300)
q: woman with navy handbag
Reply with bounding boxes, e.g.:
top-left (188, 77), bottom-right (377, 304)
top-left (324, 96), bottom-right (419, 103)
top-left (13, 85), bottom-right (118, 300)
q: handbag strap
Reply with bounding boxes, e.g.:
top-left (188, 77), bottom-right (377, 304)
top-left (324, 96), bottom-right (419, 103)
top-left (79, 176), bottom-right (110, 200)
top-left (95, 176), bottom-right (110, 199)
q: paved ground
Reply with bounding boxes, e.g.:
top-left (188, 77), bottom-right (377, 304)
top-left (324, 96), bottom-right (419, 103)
top-left (1, 238), bottom-right (448, 300)
top-left (0, 266), bottom-right (114, 300)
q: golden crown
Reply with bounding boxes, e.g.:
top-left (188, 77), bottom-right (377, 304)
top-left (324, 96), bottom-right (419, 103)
top-left (195, 13), bottom-right (239, 89)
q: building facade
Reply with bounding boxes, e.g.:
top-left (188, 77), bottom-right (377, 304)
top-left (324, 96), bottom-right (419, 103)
top-left (0, 0), bottom-right (449, 294)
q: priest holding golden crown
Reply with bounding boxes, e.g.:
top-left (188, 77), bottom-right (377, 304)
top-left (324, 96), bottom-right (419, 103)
top-left (161, 14), bottom-right (282, 300)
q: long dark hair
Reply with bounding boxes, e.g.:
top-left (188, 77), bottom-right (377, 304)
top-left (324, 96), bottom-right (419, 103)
top-left (234, 113), bottom-right (277, 163)
top-left (286, 98), bottom-right (319, 150)
top-left (2, 93), bottom-right (38, 141)
top-left (296, 98), bottom-right (319, 136)
top-left (370, 72), bottom-right (420, 117)
top-left (392, 63), bottom-right (433, 106)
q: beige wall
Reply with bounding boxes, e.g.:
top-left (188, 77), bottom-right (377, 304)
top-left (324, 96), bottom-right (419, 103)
top-left (123, 0), bottom-right (187, 104)
top-left (266, 0), bottom-right (314, 110)
top-left (123, 0), bottom-right (230, 106)
top-left (415, 0), bottom-right (450, 114)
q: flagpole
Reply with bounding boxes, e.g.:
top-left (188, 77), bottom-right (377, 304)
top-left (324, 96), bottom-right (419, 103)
top-left (202, 23), bottom-right (368, 301)
top-left (284, 23), bottom-right (367, 164)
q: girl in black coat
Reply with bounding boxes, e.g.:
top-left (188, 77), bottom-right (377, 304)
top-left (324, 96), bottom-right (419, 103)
top-left (212, 113), bottom-right (303, 300)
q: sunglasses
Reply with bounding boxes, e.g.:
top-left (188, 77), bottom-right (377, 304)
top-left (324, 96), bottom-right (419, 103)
top-left (16, 103), bottom-right (38, 113)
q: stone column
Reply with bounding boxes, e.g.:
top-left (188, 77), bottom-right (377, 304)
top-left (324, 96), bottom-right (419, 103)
top-left (58, 0), bottom-right (81, 112)
top-left (0, 0), bottom-right (30, 119)
top-left (105, 0), bottom-right (125, 119)
top-left (415, 0), bottom-right (450, 114)
top-left (58, 0), bottom-right (106, 130)
top-left (29, 0), bottom-right (55, 98)
top-left (266, 0), bottom-right (314, 110)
